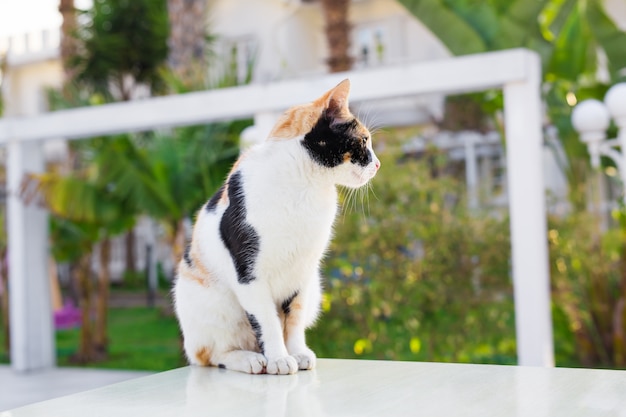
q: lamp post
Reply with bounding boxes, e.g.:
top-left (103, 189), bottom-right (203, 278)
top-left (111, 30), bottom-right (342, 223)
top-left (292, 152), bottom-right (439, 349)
top-left (572, 83), bottom-right (626, 194)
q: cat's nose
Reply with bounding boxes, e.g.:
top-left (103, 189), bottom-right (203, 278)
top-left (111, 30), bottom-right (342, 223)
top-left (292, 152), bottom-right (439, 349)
top-left (375, 160), bottom-right (381, 170)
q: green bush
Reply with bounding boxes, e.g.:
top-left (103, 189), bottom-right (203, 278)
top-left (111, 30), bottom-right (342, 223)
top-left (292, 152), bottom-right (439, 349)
top-left (309, 141), bottom-right (517, 364)
top-left (548, 206), bottom-right (626, 368)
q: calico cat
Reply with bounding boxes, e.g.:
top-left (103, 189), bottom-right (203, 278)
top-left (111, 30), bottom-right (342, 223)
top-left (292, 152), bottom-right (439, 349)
top-left (173, 79), bottom-right (380, 375)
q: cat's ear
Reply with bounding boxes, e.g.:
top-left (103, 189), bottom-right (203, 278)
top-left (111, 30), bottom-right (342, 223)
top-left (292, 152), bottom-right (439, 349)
top-left (320, 79), bottom-right (351, 122)
top-left (327, 79), bottom-right (350, 112)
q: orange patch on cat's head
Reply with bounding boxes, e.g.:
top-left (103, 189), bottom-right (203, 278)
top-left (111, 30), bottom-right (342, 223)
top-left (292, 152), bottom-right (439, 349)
top-left (269, 79), bottom-right (353, 141)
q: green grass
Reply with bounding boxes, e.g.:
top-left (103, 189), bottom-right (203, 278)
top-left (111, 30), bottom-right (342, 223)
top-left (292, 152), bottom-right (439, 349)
top-left (56, 307), bottom-right (185, 371)
top-left (0, 306), bottom-right (184, 371)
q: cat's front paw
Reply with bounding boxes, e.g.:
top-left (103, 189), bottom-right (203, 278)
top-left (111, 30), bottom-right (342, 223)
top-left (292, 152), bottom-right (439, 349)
top-left (291, 349), bottom-right (316, 370)
top-left (266, 355), bottom-right (298, 375)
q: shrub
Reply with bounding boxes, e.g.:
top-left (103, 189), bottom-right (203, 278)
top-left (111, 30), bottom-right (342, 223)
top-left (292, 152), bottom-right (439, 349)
top-left (309, 140), bottom-right (516, 364)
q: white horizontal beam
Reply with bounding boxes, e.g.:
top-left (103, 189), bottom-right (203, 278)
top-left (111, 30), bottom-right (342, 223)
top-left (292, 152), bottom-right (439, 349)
top-left (0, 48), bottom-right (533, 143)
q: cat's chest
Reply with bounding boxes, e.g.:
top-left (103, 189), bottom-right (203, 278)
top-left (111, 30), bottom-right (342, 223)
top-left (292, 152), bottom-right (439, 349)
top-left (246, 181), bottom-right (337, 254)
top-left (250, 186), bottom-right (336, 234)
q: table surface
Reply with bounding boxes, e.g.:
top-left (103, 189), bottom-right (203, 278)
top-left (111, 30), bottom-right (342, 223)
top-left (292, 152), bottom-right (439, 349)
top-left (7, 359), bottom-right (626, 417)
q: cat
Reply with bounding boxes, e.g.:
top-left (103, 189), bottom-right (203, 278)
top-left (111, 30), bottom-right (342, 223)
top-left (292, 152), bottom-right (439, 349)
top-left (173, 79), bottom-right (380, 375)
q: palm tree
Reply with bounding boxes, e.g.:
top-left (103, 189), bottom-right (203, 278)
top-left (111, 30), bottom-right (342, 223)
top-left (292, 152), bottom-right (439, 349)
top-left (97, 125), bottom-right (241, 270)
top-left (70, 0), bottom-right (169, 101)
top-left (320, 0), bottom-right (354, 72)
top-left (48, 218), bottom-right (99, 362)
top-left (59, 0), bottom-right (78, 83)
top-left (166, 0), bottom-right (209, 86)
top-left (69, 0), bottom-right (170, 276)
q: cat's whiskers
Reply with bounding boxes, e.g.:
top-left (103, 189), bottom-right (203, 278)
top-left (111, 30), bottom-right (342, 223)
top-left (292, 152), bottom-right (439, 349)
top-left (358, 186), bottom-right (367, 217)
top-left (340, 186), bottom-right (357, 222)
top-left (358, 105), bottom-right (383, 138)
top-left (350, 186), bottom-right (359, 216)
top-left (340, 174), bottom-right (377, 220)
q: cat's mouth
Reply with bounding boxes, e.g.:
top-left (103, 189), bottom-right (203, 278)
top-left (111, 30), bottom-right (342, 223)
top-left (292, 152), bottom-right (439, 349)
top-left (351, 169), bottom-right (374, 186)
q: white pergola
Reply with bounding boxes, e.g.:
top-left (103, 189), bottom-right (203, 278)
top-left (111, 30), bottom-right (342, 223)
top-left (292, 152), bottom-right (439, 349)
top-left (0, 48), bottom-right (554, 371)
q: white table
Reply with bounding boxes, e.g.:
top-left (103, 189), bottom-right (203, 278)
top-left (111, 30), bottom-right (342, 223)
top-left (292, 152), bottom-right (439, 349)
top-left (6, 359), bottom-right (626, 416)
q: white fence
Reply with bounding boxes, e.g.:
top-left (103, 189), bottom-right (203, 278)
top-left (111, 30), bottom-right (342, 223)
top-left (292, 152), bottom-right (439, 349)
top-left (0, 48), bottom-right (554, 371)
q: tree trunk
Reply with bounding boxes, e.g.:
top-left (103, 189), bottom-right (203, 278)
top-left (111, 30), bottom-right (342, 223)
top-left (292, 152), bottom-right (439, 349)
top-left (0, 250), bottom-right (9, 359)
top-left (94, 238), bottom-right (111, 358)
top-left (74, 253), bottom-right (95, 363)
top-left (125, 229), bottom-right (137, 275)
top-left (58, 0), bottom-right (78, 83)
top-left (320, 0), bottom-right (353, 73)
top-left (167, 0), bottom-right (208, 86)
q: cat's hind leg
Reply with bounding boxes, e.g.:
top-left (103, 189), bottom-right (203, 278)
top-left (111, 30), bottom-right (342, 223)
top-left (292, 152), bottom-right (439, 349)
top-left (175, 276), bottom-right (266, 374)
top-left (182, 327), bottom-right (268, 374)
top-left (184, 340), bottom-right (267, 374)
top-left (211, 350), bottom-right (267, 374)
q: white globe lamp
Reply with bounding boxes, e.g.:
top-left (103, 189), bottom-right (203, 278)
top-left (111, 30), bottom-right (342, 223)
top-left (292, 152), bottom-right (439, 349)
top-left (572, 99), bottom-right (610, 168)
top-left (605, 83), bottom-right (626, 130)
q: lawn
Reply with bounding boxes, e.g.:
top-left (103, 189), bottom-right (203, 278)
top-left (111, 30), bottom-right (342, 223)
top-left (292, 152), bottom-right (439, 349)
top-left (57, 307), bottom-right (184, 371)
top-left (0, 306), bottom-right (185, 372)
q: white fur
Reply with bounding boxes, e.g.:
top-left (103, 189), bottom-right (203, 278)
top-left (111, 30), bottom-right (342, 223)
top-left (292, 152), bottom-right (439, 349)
top-left (174, 129), bottom-right (379, 375)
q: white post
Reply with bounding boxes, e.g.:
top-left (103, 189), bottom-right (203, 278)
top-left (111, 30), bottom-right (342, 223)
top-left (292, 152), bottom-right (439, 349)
top-left (7, 140), bottom-right (54, 372)
top-left (241, 112), bottom-right (280, 148)
top-left (463, 132), bottom-right (479, 210)
top-left (503, 53), bottom-right (554, 366)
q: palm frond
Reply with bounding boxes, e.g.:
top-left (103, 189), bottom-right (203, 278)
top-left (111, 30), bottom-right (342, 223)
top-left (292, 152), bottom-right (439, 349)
top-left (23, 172), bottom-right (120, 224)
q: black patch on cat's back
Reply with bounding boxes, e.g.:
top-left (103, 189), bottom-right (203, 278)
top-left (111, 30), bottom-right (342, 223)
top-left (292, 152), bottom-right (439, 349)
top-left (281, 291), bottom-right (299, 315)
top-left (302, 112), bottom-right (372, 168)
top-left (205, 184), bottom-right (226, 212)
top-left (246, 312), bottom-right (265, 354)
top-left (219, 172), bottom-right (260, 284)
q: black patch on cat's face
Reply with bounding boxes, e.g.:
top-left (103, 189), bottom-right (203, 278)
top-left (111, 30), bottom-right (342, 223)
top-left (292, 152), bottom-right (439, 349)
top-left (246, 312), bottom-right (265, 354)
top-left (281, 291), bottom-right (299, 315)
top-left (206, 184), bottom-right (226, 212)
top-left (183, 244), bottom-right (193, 268)
top-left (219, 172), bottom-right (260, 284)
top-left (218, 363), bottom-right (226, 369)
top-left (302, 111), bottom-right (372, 168)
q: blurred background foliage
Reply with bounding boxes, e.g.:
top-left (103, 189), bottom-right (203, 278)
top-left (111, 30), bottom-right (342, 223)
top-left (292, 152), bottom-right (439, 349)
top-left (1, 0), bottom-right (626, 371)
top-left (310, 133), bottom-right (517, 364)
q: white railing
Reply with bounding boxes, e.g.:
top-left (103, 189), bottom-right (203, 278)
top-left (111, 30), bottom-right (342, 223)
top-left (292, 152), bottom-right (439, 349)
top-left (0, 48), bottom-right (554, 371)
